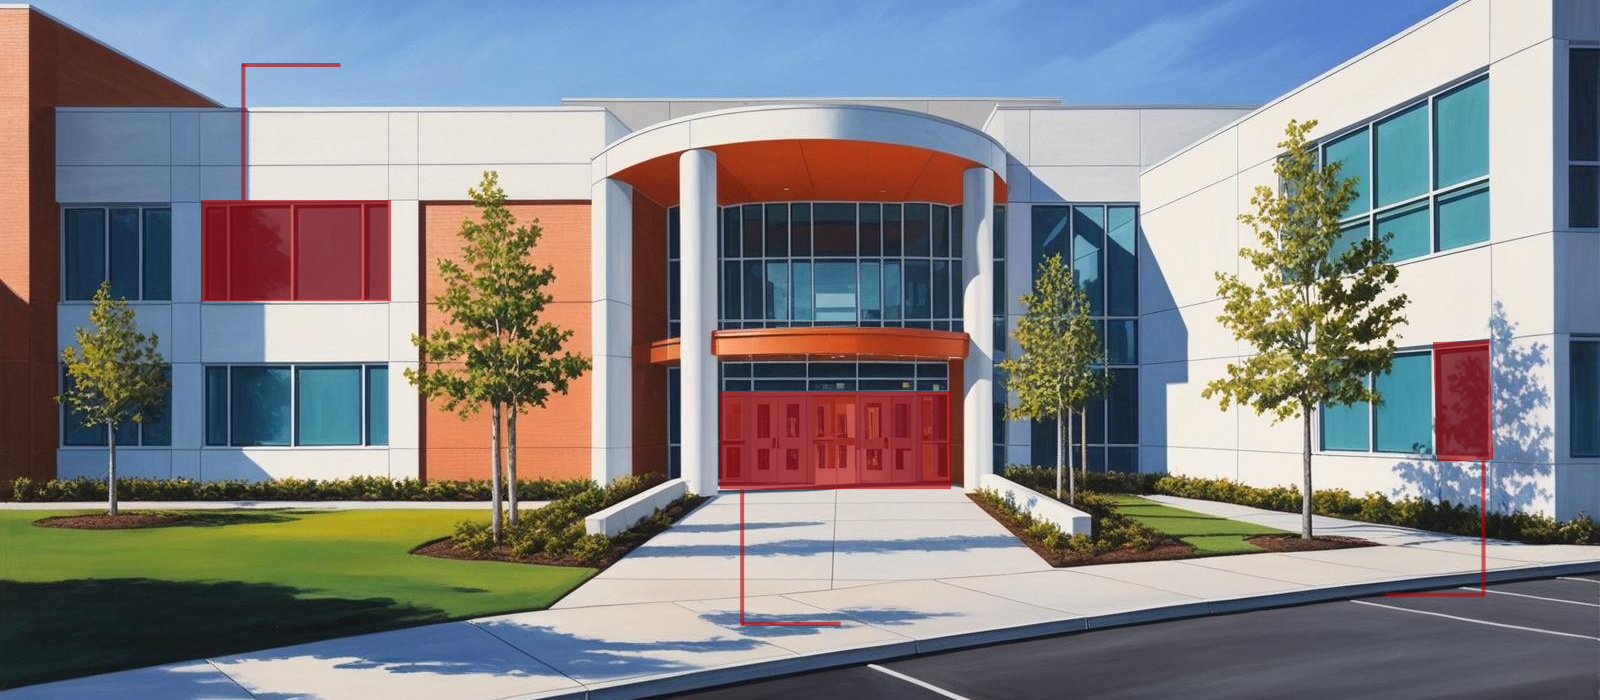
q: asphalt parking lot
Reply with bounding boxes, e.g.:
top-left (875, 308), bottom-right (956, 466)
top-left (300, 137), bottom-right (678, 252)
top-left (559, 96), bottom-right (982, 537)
top-left (668, 576), bottom-right (1600, 700)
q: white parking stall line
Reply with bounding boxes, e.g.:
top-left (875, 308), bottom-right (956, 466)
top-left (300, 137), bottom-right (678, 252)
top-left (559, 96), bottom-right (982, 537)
top-left (868, 664), bottom-right (975, 700)
top-left (1466, 587), bottom-right (1599, 608)
top-left (1350, 600), bottom-right (1600, 641)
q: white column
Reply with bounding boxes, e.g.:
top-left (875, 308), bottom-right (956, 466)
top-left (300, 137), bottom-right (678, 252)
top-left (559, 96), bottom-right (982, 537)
top-left (962, 167), bottom-right (995, 491)
top-left (680, 150), bottom-right (720, 495)
top-left (590, 178), bottom-right (634, 484)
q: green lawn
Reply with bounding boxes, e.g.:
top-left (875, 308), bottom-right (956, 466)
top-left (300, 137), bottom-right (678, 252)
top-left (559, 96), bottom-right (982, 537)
top-left (0, 508), bottom-right (595, 689)
top-left (1108, 495), bottom-right (1286, 555)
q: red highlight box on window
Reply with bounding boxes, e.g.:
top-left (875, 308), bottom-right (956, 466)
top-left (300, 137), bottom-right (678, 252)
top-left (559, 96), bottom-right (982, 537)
top-left (201, 201), bottom-right (390, 301)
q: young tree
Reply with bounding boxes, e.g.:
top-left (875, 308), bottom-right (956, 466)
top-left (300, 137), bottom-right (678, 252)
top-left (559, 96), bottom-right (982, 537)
top-left (1203, 119), bottom-right (1409, 539)
top-left (502, 243), bottom-right (591, 526)
top-left (999, 254), bottom-right (1107, 504)
top-left (409, 171), bottom-right (587, 540)
top-left (58, 282), bottom-right (168, 516)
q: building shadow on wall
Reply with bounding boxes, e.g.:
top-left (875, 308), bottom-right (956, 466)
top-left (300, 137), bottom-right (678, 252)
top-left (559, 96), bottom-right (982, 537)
top-left (1135, 223), bottom-right (1188, 476)
top-left (1388, 302), bottom-right (1551, 513)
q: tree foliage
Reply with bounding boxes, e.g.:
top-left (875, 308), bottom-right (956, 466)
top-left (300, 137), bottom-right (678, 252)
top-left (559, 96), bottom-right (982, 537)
top-left (1202, 119), bottom-right (1410, 537)
top-left (999, 254), bottom-right (1109, 503)
top-left (58, 282), bottom-right (168, 515)
top-left (407, 171), bottom-right (591, 539)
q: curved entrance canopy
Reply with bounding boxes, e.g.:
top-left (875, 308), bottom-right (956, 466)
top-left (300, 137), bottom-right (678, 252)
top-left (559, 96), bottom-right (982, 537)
top-left (594, 104), bottom-right (1009, 206)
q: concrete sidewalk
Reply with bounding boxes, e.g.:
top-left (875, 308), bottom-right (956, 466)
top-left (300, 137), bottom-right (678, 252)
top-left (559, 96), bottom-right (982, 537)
top-left (5, 491), bottom-right (1597, 700)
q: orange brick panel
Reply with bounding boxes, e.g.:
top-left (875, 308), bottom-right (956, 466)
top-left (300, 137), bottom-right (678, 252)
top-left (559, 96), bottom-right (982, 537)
top-left (418, 202), bottom-right (593, 482)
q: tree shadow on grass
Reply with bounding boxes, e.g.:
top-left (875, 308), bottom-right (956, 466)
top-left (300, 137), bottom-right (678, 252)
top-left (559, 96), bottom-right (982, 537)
top-left (0, 578), bottom-right (451, 690)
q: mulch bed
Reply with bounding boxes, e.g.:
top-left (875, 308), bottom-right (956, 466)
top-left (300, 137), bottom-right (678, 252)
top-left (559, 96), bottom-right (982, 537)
top-left (414, 494), bottom-right (707, 570)
top-left (1246, 534), bottom-right (1378, 552)
top-left (969, 494), bottom-right (1376, 567)
top-left (34, 513), bottom-right (183, 529)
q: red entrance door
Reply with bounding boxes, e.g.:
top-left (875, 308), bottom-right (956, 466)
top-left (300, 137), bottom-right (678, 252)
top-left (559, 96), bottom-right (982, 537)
top-left (750, 395), bottom-right (810, 484)
top-left (811, 394), bottom-right (857, 487)
top-left (721, 391), bottom-right (950, 489)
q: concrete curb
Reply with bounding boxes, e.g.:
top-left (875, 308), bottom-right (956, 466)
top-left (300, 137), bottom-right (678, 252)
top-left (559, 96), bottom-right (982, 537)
top-left (552, 559), bottom-right (1600, 699)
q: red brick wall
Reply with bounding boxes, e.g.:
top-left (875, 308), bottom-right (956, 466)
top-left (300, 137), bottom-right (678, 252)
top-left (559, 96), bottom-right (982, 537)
top-left (631, 194), bottom-right (669, 476)
top-left (0, 8), bottom-right (216, 483)
top-left (418, 202), bottom-right (593, 482)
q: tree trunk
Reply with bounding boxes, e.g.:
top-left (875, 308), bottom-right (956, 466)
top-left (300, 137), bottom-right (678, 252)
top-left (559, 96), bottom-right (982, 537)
top-left (1301, 407), bottom-right (1314, 540)
top-left (490, 402), bottom-right (503, 543)
top-left (1080, 407), bottom-right (1088, 482)
top-left (1053, 413), bottom-right (1063, 500)
top-left (107, 420), bottom-right (118, 517)
top-left (507, 408), bottom-right (519, 527)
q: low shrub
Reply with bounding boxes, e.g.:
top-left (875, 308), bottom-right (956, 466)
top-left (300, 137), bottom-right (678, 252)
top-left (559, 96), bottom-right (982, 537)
top-left (452, 472), bottom-right (672, 565)
top-left (1153, 475), bottom-right (1600, 545)
top-left (971, 488), bottom-right (1164, 558)
top-left (9, 475), bottom-right (596, 503)
top-left (1000, 466), bottom-right (1163, 495)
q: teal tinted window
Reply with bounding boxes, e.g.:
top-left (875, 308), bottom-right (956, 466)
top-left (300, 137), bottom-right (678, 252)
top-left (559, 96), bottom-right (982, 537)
top-left (1329, 220), bottom-right (1369, 268)
top-left (1434, 77), bottom-right (1488, 188)
top-left (1105, 319), bottom-right (1136, 365)
top-left (1107, 368), bottom-right (1137, 444)
top-left (1321, 376), bottom-right (1370, 451)
top-left (367, 366), bottom-right (388, 446)
top-left (64, 208), bottom-right (105, 301)
top-left (60, 372), bottom-right (106, 446)
top-left (140, 367), bottom-right (172, 446)
top-left (880, 261), bottom-right (899, 320)
top-left (1376, 201), bottom-right (1430, 262)
top-left (815, 262), bottom-right (857, 322)
top-left (904, 260), bottom-right (931, 319)
top-left (205, 366), bottom-right (229, 446)
top-left (859, 262), bottom-right (880, 321)
top-left (1106, 206), bottom-right (1137, 316)
top-left (766, 261), bottom-right (789, 320)
top-left (1435, 183), bottom-right (1489, 251)
top-left (1374, 352), bottom-right (1432, 454)
top-left (1324, 128), bottom-right (1371, 215)
top-left (1375, 103), bottom-right (1429, 207)
top-left (295, 366), bottom-right (361, 446)
top-left (142, 209), bottom-right (171, 301)
top-left (1032, 206), bottom-right (1069, 269)
top-left (108, 209), bottom-right (140, 300)
top-left (1072, 206), bottom-right (1104, 316)
top-left (1573, 342), bottom-right (1600, 457)
top-left (231, 366), bottom-right (291, 446)
top-left (793, 262), bottom-right (814, 321)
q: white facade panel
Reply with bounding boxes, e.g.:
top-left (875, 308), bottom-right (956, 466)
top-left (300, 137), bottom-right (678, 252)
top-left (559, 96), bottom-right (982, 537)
top-left (1027, 110), bottom-right (1140, 167)
top-left (249, 112), bottom-right (390, 165)
top-left (56, 111), bottom-right (170, 166)
top-left (416, 111), bottom-right (608, 165)
top-left (56, 166), bottom-right (171, 203)
top-left (417, 163), bottom-right (591, 201)
top-left (199, 303), bottom-right (389, 363)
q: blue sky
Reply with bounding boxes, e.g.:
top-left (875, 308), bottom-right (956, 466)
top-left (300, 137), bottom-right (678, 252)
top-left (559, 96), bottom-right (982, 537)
top-left (34, 0), bottom-right (1453, 107)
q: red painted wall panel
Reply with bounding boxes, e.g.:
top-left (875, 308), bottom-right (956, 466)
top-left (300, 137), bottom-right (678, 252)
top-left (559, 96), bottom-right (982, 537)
top-left (1434, 340), bottom-right (1493, 461)
top-left (295, 204), bottom-right (362, 300)
top-left (365, 204), bottom-right (389, 301)
top-left (202, 200), bottom-right (389, 301)
top-left (228, 204), bottom-right (291, 300)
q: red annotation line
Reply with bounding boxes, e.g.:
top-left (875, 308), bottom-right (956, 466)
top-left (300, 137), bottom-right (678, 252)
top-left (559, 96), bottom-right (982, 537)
top-left (739, 489), bottom-right (841, 627)
top-left (1385, 459), bottom-right (1487, 598)
top-left (240, 63), bottom-right (341, 198)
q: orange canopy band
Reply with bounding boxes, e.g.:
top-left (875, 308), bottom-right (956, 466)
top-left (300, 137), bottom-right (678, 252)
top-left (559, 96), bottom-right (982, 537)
top-left (640, 327), bottom-right (970, 367)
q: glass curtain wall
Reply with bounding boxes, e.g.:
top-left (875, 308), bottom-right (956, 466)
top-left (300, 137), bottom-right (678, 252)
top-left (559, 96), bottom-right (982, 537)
top-left (1026, 204), bottom-right (1140, 472)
